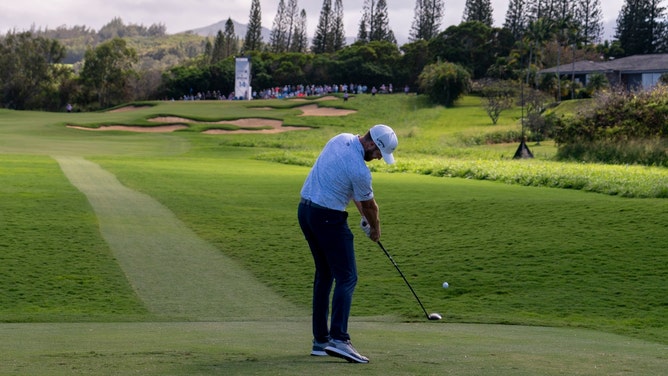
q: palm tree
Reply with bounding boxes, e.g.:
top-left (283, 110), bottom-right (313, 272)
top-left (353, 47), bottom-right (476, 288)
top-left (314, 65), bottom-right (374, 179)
top-left (553, 15), bottom-right (577, 101)
top-left (523, 18), bottom-right (554, 86)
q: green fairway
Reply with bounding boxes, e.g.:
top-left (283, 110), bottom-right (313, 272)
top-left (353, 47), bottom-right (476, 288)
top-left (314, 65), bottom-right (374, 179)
top-left (1, 96), bottom-right (666, 375)
top-left (0, 108), bottom-right (191, 157)
top-left (94, 154), bottom-right (667, 343)
top-left (55, 156), bottom-right (304, 321)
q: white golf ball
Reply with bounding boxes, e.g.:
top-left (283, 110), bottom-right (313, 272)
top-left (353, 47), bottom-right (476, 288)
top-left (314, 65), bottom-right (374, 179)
top-left (442, 282), bottom-right (449, 289)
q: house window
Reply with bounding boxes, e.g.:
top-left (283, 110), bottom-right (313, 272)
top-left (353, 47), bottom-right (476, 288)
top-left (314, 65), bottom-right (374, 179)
top-left (641, 73), bottom-right (663, 90)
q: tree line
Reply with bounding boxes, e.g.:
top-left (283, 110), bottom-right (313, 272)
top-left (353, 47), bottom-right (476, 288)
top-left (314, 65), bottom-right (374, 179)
top-left (0, 0), bottom-right (667, 111)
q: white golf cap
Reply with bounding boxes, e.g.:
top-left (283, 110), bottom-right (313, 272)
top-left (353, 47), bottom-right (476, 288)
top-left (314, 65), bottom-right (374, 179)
top-left (370, 124), bottom-right (398, 164)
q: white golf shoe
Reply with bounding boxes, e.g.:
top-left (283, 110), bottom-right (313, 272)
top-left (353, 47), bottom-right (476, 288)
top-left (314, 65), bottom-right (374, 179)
top-left (324, 339), bottom-right (369, 363)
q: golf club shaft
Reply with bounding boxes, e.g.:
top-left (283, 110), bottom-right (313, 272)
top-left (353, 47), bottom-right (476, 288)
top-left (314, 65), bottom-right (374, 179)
top-left (377, 241), bottom-right (430, 320)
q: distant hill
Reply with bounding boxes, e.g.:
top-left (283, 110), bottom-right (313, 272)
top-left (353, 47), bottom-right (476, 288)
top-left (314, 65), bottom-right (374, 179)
top-left (183, 19), bottom-right (271, 42)
top-left (182, 19), bottom-right (357, 45)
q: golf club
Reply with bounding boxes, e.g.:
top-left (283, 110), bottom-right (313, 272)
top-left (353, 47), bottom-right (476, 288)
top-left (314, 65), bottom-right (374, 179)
top-left (377, 241), bottom-right (442, 321)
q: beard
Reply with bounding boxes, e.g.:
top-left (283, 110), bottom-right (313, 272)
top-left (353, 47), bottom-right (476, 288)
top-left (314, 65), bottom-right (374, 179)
top-left (364, 149), bottom-right (375, 161)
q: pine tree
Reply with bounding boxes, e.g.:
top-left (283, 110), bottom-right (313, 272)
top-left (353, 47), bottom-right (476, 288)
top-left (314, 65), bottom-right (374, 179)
top-left (462, 0), bottom-right (494, 26)
top-left (553, 0), bottom-right (577, 46)
top-left (574, 0), bottom-right (603, 46)
top-left (209, 20), bottom-right (238, 65)
top-left (312, 0), bottom-right (333, 53)
top-left (554, 0), bottom-right (577, 23)
top-left (223, 18), bottom-right (238, 58)
top-left (410, 0), bottom-right (426, 41)
top-left (291, 9), bottom-right (309, 52)
top-left (409, 0), bottom-right (445, 41)
top-left (503, 0), bottom-right (529, 41)
top-left (203, 38), bottom-right (213, 64)
top-left (373, 0), bottom-right (396, 43)
top-left (359, 0), bottom-right (396, 44)
top-left (552, 0), bottom-right (577, 101)
top-left (529, 0), bottom-right (559, 21)
top-left (615, 0), bottom-right (667, 56)
top-left (211, 30), bottom-right (225, 63)
top-left (357, 18), bottom-right (369, 43)
top-left (243, 0), bottom-right (263, 52)
top-left (270, 0), bottom-right (289, 53)
top-left (332, 0), bottom-right (346, 50)
top-left (285, 0), bottom-right (299, 50)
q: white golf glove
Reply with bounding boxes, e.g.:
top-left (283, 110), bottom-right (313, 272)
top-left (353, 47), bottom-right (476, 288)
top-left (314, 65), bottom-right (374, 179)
top-left (360, 217), bottom-right (371, 238)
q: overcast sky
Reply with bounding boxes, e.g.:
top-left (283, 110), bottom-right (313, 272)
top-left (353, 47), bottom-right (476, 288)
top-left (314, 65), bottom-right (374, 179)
top-left (1, 0), bottom-right (623, 43)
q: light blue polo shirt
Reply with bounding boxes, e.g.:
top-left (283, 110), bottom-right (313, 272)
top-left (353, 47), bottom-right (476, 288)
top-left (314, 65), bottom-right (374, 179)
top-left (300, 133), bottom-right (374, 211)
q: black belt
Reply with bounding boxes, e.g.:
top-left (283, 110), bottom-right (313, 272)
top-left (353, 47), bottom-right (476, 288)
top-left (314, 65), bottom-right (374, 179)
top-left (300, 198), bottom-right (329, 210)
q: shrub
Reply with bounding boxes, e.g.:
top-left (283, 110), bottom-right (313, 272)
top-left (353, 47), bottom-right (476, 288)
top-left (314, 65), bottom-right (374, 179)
top-left (584, 73), bottom-right (609, 97)
top-left (456, 128), bottom-right (524, 145)
top-left (526, 111), bottom-right (559, 144)
top-left (418, 61), bottom-right (471, 107)
top-left (554, 85), bottom-right (668, 165)
top-left (478, 79), bottom-right (517, 125)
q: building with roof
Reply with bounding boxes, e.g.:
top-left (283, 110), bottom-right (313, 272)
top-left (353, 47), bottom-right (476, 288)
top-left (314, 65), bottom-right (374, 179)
top-left (538, 54), bottom-right (668, 91)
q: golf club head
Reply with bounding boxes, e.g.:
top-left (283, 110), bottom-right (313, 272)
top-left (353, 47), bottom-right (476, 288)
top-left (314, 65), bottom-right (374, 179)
top-left (428, 313), bottom-right (442, 320)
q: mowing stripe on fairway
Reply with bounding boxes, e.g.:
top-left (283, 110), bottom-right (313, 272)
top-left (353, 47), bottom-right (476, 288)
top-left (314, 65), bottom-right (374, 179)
top-left (54, 156), bottom-right (305, 320)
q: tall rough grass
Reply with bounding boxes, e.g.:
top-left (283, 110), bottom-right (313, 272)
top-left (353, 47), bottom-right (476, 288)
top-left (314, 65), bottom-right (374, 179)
top-left (397, 158), bottom-right (668, 198)
top-left (259, 152), bottom-right (668, 198)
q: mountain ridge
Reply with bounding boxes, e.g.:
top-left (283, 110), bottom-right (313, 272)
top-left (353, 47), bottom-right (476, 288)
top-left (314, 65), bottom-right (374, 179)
top-left (182, 19), bottom-right (271, 41)
top-left (181, 18), bottom-right (357, 45)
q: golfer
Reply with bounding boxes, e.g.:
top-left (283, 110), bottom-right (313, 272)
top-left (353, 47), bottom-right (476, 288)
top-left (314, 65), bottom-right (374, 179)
top-left (298, 124), bottom-right (398, 363)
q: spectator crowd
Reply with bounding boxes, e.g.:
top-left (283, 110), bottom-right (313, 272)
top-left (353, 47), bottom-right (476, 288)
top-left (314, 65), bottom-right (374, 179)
top-left (176, 83), bottom-right (411, 101)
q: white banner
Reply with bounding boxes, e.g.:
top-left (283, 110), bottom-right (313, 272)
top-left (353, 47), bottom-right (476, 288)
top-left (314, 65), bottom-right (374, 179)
top-left (235, 57), bottom-right (251, 100)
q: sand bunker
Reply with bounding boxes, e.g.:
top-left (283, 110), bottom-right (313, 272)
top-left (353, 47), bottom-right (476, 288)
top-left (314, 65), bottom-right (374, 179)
top-left (148, 117), bottom-right (284, 127)
top-left (67, 125), bottom-right (187, 132)
top-left (200, 118), bottom-right (310, 134)
top-left (315, 96), bottom-right (339, 101)
top-left (146, 117), bottom-right (307, 134)
top-left (202, 125), bottom-right (309, 134)
top-left (215, 118), bottom-right (283, 127)
top-left (67, 105), bottom-right (351, 134)
top-left (298, 104), bottom-right (356, 117)
top-left (107, 105), bottom-right (152, 113)
top-left (148, 116), bottom-right (197, 124)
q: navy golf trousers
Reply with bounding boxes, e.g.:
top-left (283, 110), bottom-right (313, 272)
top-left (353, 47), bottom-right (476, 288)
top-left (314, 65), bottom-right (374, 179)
top-left (298, 200), bottom-right (357, 342)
